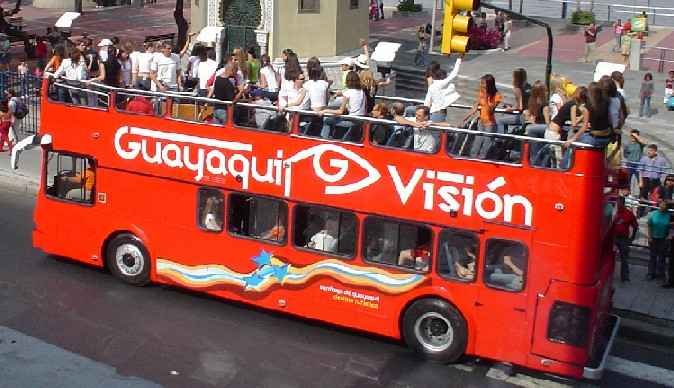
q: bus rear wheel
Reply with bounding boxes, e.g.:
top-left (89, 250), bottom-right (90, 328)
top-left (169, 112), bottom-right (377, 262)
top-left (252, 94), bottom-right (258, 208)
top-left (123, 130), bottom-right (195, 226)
top-left (402, 298), bottom-right (467, 363)
top-left (106, 234), bottom-right (150, 286)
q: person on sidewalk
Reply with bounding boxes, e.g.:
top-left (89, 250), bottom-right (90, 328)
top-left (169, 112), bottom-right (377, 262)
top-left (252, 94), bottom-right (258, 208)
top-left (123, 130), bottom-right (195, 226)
top-left (583, 22), bottom-right (597, 63)
top-left (647, 199), bottom-right (671, 280)
top-left (503, 15), bottom-right (512, 51)
top-left (414, 25), bottom-right (429, 67)
top-left (612, 19), bottom-right (623, 53)
top-left (378, 0), bottom-right (384, 20)
top-left (613, 196), bottom-right (638, 282)
top-left (664, 70), bottom-right (674, 104)
top-left (640, 73), bottom-right (654, 118)
top-left (624, 129), bottom-right (646, 192)
top-left (639, 144), bottom-right (668, 214)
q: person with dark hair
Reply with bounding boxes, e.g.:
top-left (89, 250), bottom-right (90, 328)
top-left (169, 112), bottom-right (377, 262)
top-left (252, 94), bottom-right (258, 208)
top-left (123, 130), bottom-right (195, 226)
top-left (207, 63), bottom-right (246, 124)
top-left (319, 70), bottom-right (366, 139)
top-left (195, 48), bottom-right (217, 97)
top-left (612, 196), bottom-right (638, 282)
top-left (584, 21), bottom-right (597, 63)
top-left (463, 74), bottom-right (502, 158)
top-left (53, 48), bottom-right (87, 104)
top-left (600, 75), bottom-right (624, 131)
top-left (278, 52), bottom-right (302, 106)
top-left (639, 143), bottom-right (668, 208)
top-left (247, 47), bottom-right (260, 84)
top-left (647, 200), bottom-right (671, 280)
top-left (611, 71), bottom-right (625, 96)
top-left (523, 80), bottom-right (550, 137)
top-left (258, 54), bottom-right (279, 101)
top-left (640, 72), bottom-right (654, 118)
top-left (565, 81), bottom-right (611, 148)
top-left (623, 128), bottom-right (646, 189)
top-left (150, 43), bottom-right (181, 92)
top-left (305, 57), bottom-right (330, 111)
top-left (424, 55), bottom-right (462, 123)
top-left (497, 68), bottom-right (530, 133)
top-left (92, 45), bottom-right (122, 87)
top-left (549, 86), bottom-right (587, 140)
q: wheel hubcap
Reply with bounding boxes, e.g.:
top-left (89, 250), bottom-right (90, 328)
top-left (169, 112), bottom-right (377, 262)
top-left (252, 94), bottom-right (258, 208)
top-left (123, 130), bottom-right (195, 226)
top-left (115, 244), bottom-right (144, 276)
top-left (414, 312), bottom-right (453, 352)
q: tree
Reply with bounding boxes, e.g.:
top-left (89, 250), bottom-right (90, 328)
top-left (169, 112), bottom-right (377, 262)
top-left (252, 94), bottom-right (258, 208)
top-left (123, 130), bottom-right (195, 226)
top-left (173, 0), bottom-right (188, 53)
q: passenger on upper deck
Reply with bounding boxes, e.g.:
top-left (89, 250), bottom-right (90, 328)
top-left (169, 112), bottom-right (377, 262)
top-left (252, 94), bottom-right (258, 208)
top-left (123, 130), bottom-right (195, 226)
top-left (564, 82), bottom-right (611, 149)
top-left (207, 63), bottom-right (247, 125)
top-left (424, 55), bottom-right (462, 123)
top-left (496, 68), bottom-right (530, 133)
top-left (150, 43), bottom-right (181, 92)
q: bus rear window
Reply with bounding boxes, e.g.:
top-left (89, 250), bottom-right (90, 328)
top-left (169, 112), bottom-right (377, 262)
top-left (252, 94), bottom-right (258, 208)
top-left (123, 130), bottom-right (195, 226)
top-left (227, 194), bottom-right (287, 244)
top-left (363, 217), bottom-right (431, 272)
top-left (484, 240), bottom-right (528, 292)
top-left (293, 205), bottom-right (357, 257)
top-left (45, 152), bottom-right (95, 204)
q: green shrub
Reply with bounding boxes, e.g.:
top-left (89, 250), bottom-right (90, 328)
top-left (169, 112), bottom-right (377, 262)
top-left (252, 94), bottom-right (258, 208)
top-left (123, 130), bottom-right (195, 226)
top-left (571, 10), bottom-right (595, 25)
top-left (397, 0), bottom-right (422, 12)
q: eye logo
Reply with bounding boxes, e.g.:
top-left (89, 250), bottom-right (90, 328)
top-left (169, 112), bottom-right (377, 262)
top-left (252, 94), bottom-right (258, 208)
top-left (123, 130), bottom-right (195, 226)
top-left (285, 144), bottom-right (381, 196)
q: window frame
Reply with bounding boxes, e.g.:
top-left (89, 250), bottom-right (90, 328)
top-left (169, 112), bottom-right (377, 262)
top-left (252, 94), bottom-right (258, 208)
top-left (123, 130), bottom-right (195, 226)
top-left (527, 141), bottom-right (575, 172)
top-left (226, 192), bottom-right (288, 246)
top-left (196, 187), bottom-right (225, 234)
top-left (231, 102), bottom-right (290, 134)
top-left (436, 228), bottom-right (479, 283)
top-left (445, 130), bottom-right (524, 166)
top-left (362, 216), bottom-right (433, 274)
top-left (292, 203), bottom-right (359, 260)
top-left (44, 150), bottom-right (96, 206)
top-left (482, 238), bottom-right (529, 293)
top-left (350, 0), bottom-right (359, 9)
top-left (298, 0), bottom-right (320, 13)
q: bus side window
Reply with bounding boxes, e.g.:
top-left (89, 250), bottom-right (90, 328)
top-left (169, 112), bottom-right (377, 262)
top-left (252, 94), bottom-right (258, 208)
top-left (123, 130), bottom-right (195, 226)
top-left (438, 229), bottom-right (478, 282)
top-left (293, 205), bottom-right (357, 258)
top-left (197, 188), bottom-right (224, 232)
top-left (45, 152), bottom-right (95, 204)
top-left (227, 194), bottom-right (287, 244)
top-left (363, 217), bottom-right (431, 272)
top-left (483, 240), bottom-right (528, 292)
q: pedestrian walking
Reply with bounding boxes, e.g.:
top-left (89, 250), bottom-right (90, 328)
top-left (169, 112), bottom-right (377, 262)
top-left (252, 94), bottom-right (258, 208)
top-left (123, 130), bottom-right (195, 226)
top-left (647, 200), bottom-right (671, 280)
top-left (503, 15), bottom-right (512, 51)
top-left (613, 196), bottom-right (638, 282)
top-left (640, 73), bottom-right (654, 118)
top-left (378, 0), bottom-right (384, 20)
top-left (639, 144), bottom-right (668, 208)
top-left (613, 19), bottom-right (623, 53)
top-left (414, 25), bottom-right (429, 67)
top-left (624, 129), bottom-right (646, 191)
top-left (583, 22), bottom-right (597, 63)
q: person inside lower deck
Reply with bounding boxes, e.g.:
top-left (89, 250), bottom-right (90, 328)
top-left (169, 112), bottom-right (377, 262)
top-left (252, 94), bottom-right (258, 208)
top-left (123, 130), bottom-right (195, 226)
top-left (485, 242), bottom-right (526, 291)
top-left (201, 196), bottom-right (223, 232)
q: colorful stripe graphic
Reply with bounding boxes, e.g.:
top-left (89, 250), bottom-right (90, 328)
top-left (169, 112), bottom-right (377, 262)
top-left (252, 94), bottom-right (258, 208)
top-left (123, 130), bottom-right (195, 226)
top-left (156, 250), bottom-right (425, 294)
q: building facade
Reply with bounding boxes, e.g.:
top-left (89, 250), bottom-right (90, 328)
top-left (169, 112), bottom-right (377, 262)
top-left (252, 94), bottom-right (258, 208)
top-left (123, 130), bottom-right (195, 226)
top-left (191, 0), bottom-right (369, 58)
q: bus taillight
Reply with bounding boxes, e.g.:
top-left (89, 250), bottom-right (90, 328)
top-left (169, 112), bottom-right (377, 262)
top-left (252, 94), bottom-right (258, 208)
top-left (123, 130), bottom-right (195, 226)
top-left (547, 301), bottom-right (592, 347)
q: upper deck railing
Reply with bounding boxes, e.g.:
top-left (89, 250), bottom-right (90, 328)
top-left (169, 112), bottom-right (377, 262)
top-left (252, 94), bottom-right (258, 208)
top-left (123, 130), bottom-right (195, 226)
top-left (42, 77), bottom-right (602, 172)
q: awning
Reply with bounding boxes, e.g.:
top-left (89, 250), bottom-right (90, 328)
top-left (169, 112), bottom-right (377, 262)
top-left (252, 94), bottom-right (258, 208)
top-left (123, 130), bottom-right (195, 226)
top-left (55, 12), bottom-right (81, 28)
top-left (196, 26), bottom-right (224, 45)
top-left (371, 42), bottom-right (402, 63)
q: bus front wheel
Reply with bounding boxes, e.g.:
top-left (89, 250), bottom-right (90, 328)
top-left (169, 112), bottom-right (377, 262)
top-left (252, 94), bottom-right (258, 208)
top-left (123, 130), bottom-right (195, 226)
top-left (106, 234), bottom-right (150, 286)
top-left (402, 298), bottom-right (467, 363)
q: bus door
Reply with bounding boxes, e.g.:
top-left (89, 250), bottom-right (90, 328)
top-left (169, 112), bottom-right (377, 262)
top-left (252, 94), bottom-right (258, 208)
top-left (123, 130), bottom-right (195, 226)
top-left (41, 150), bottom-right (98, 260)
top-left (473, 232), bottom-right (531, 366)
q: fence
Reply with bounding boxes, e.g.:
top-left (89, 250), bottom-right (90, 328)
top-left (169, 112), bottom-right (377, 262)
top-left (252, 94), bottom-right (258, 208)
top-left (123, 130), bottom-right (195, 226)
top-left (0, 71), bottom-right (41, 135)
top-left (490, 0), bottom-right (674, 26)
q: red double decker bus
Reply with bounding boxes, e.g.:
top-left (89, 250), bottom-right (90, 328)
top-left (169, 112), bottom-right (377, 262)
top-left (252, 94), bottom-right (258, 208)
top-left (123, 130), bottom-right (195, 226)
top-left (13, 78), bottom-right (619, 380)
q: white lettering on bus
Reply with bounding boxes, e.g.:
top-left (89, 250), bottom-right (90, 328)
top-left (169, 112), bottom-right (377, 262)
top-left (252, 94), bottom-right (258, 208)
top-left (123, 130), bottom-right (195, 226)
top-left (113, 127), bottom-right (533, 226)
top-left (387, 166), bottom-right (533, 226)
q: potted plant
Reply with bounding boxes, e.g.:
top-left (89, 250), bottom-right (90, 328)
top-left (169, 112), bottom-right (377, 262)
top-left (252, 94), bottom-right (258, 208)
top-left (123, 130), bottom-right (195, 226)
top-left (571, 10), bottom-right (595, 25)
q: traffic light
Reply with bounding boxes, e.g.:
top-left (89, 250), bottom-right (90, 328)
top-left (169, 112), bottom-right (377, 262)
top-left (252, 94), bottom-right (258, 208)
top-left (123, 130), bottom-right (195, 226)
top-left (441, 0), bottom-right (480, 54)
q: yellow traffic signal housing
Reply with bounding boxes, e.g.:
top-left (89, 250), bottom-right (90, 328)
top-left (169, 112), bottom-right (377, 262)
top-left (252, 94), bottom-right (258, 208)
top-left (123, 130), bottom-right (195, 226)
top-left (441, 0), bottom-right (480, 54)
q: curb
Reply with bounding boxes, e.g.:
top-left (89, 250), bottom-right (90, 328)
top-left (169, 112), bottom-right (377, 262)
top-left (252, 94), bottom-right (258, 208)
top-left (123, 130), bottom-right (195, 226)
top-left (0, 169), bottom-right (38, 196)
top-left (614, 308), bottom-right (674, 348)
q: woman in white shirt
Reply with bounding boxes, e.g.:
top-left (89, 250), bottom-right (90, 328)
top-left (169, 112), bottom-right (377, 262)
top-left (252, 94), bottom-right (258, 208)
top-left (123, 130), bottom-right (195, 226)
top-left (319, 71), bottom-right (366, 140)
top-left (304, 65), bottom-right (330, 111)
top-left (54, 49), bottom-right (88, 104)
top-left (195, 49), bottom-right (217, 97)
top-left (132, 42), bottom-right (155, 90)
top-left (424, 56), bottom-right (462, 122)
top-left (258, 54), bottom-right (279, 101)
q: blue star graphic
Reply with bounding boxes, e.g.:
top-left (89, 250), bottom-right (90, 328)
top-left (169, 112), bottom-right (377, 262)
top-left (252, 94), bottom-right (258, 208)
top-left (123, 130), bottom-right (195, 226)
top-left (252, 250), bottom-right (272, 267)
top-left (271, 264), bottom-right (289, 281)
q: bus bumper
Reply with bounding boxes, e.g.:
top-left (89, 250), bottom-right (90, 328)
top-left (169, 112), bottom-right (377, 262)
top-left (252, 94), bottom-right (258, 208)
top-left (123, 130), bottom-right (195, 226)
top-left (583, 314), bottom-right (620, 380)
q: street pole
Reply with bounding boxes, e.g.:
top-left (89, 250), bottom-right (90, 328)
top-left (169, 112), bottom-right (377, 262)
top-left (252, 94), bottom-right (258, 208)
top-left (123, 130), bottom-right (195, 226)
top-left (480, 2), bottom-right (554, 98)
top-left (74, 0), bottom-right (82, 13)
top-left (429, 0), bottom-right (437, 54)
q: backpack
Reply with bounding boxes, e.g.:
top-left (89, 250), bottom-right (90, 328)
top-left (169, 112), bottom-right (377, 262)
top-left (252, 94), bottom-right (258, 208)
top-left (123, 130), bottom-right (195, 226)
top-left (13, 99), bottom-right (28, 119)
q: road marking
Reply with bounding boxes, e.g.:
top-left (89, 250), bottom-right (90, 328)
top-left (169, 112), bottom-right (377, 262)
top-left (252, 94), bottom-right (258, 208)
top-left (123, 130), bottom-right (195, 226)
top-left (486, 367), bottom-right (577, 388)
top-left (606, 356), bottom-right (674, 387)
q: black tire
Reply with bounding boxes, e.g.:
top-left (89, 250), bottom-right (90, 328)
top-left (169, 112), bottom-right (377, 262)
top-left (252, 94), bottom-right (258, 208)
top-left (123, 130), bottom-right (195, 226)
top-left (402, 298), bottom-right (467, 363)
top-left (105, 234), bottom-right (151, 286)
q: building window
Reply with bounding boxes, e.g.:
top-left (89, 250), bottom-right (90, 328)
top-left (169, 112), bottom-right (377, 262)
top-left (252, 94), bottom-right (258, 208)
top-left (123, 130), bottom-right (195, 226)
top-left (363, 217), bottom-right (431, 272)
top-left (298, 0), bottom-right (320, 13)
top-left (484, 240), bottom-right (528, 292)
top-left (437, 229), bottom-right (478, 282)
top-left (228, 194), bottom-right (287, 243)
top-left (350, 0), bottom-right (359, 9)
top-left (45, 152), bottom-right (95, 204)
top-left (293, 205), bottom-right (357, 257)
top-left (197, 188), bottom-right (224, 233)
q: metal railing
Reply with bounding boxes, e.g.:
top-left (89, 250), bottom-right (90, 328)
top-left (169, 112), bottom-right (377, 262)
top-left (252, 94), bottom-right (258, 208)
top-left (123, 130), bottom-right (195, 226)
top-left (641, 46), bottom-right (674, 73)
top-left (0, 71), bottom-right (41, 135)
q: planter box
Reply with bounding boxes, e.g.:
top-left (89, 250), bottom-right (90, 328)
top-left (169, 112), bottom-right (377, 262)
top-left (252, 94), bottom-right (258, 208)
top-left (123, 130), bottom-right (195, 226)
top-left (392, 10), bottom-right (429, 18)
